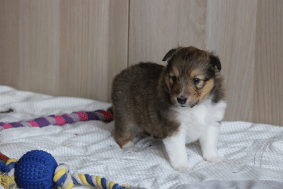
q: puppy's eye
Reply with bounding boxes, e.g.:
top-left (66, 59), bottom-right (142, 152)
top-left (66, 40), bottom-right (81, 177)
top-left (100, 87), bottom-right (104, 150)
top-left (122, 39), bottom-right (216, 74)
top-left (171, 76), bottom-right (177, 83)
top-left (193, 78), bottom-right (200, 84)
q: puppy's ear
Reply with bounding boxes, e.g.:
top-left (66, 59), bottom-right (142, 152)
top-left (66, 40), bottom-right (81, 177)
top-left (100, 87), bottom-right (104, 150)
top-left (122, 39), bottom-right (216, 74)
top-left (210, 55), bottom-right (221, 71)
top-left (162, 48), bottom-right (177, 61)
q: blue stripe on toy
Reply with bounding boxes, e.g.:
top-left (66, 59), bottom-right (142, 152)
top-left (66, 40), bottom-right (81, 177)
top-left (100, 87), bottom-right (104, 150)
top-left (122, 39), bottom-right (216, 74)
top-left (5, 162), bottom-right (16, 172)
top-left (86, 112), bottom-right (97, 120)
top-left (62, 114), bottom-right (74, 124)
top-left (113, 184), bottom-right (120, 189)
top-left (101, 178), bottom-right (107, 189)
top-left (0, 161), bottom-right (6, 172)
top-left (85, 174), bottom-right (94, 186)
top-left (34, 117), bottom-right (51, 127)
top-left (10, 122), bottom-right (23, 128)
top-left (55, 173), bottom-right (67, 186)
top-left (71, 176), bottom-right (79, 185)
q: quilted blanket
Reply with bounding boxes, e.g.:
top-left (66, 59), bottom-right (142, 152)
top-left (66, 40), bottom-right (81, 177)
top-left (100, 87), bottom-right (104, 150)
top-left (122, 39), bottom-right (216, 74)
top-left (0, 85), bottom-right (283, 189)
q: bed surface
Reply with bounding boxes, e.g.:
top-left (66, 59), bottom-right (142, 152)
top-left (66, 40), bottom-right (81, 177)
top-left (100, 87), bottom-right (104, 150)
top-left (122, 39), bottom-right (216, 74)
top-left (0, 85), bottom-right (283, 189)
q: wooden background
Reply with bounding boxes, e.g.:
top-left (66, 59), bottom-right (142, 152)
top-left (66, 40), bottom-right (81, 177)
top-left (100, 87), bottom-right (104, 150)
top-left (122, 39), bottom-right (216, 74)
top-left (0, 0), bottom-right (282, 126)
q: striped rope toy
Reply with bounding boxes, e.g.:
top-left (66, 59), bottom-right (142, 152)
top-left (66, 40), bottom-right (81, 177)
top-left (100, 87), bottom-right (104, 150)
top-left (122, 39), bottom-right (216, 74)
top-left (0, 156), bottom-right (129, 189)
top-left (0, 109), bottom-right (141, 189)
top-left (0, 107), bottom-right (114, 131)
top-left (53, 164), bottom-right (129, 189)
top-left (0, 158), bottom-right (17, 189)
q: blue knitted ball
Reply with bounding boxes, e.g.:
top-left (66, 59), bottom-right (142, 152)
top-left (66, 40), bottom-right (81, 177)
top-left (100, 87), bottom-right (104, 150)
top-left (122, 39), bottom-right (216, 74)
top-left (15, 150), bottom-right (58, 189)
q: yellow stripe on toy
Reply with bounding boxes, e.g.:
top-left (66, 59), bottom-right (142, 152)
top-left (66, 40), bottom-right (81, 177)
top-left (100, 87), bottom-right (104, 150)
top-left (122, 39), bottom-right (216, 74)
top-left (109, 181), bottom-right (115, 189)
top-left (61, 173), bottom-right (74, 189)
top-left (78, 174), bottom-right (91, 186)
top-left (122, 184), bottom-right (130, 187)
top-left (64, 180), bottom-right (74, 189)
top-left (96, 176), bottom-right (103, 188)
top-left (54, 169), bottom-right (67, 182)
top-left (0, 173), bottom-right (17, 189)
top-left (6, 159), bottom-right (17, 164)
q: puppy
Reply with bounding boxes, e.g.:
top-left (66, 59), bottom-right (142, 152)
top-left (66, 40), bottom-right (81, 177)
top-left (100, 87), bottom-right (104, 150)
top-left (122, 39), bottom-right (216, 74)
top-left (111, 46), bottom-right (227, 172)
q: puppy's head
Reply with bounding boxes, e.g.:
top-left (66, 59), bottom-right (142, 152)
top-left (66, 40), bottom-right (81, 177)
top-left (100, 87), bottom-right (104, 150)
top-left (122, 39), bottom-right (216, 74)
top-left (162, 46), bottom-right (222, 107)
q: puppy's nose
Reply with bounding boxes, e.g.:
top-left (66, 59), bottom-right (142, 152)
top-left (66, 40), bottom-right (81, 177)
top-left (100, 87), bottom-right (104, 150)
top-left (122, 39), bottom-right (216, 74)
top-left (177, 97), bottom-right (187, 105)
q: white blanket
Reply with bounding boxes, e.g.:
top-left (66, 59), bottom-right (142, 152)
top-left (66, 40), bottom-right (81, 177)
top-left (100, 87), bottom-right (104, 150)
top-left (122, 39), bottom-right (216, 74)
top-left (0, 85), bottom-right (283, 189)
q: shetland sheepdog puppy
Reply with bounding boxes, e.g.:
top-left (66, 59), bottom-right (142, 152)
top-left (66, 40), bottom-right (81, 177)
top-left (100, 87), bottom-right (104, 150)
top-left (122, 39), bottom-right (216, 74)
top-left (111, 46), bottom-right (227, 172)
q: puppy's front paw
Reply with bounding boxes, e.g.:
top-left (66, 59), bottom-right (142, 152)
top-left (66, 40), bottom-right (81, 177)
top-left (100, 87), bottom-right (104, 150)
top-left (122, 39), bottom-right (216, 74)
top-left (204, 155), bottom-right (225, 163)
top-left (122, 141), bottom-right (136, 152)
top-left (172, 162), bottom-right (191, 173)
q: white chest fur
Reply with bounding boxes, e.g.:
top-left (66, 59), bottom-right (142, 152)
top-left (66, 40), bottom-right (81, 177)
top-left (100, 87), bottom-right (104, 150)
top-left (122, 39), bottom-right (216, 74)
top-left (173, 98), bottom-right (227, 143)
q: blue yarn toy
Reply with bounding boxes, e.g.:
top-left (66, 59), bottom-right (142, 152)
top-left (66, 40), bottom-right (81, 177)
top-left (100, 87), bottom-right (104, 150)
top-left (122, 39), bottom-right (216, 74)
top-left (0, 150), bottom-right (130, 189)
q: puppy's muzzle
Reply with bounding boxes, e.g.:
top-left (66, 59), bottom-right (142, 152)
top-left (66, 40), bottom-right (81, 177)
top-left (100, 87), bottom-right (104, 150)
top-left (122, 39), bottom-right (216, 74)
top-left (177, 97), bottom-right (187, 105)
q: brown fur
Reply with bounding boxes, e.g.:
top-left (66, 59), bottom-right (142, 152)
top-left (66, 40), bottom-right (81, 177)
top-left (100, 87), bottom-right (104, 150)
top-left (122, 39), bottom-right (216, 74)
top-left (111, 46), bottom-right (225, 148)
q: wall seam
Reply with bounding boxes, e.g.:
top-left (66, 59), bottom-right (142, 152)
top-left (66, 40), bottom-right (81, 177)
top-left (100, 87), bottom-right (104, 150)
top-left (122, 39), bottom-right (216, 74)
top-left (127, 0), bottom-right (130, 67)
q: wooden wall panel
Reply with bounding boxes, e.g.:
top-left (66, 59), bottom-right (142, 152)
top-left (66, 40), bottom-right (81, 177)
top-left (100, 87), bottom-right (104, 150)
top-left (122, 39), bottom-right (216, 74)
top-left (206, 0), bottom-right (257, 121)
top-left (59, 0), bottom-right (110, 101)
top-left (18, 0), bottom-right (61, 95)
top-left (0, 0), bottom-right (20, 88)
top-left (59, 0), bottom-right (128, 102)
top-left (0, 0), bottom-right (282, 125)
top-left (254, 0), bottom-right (283, 126)
top-left (106, 0), bottom-right (129, 102)
top-left (0, 0), bottom-right (128, 102)
top-left (129, 0), bottom-right (207, 66)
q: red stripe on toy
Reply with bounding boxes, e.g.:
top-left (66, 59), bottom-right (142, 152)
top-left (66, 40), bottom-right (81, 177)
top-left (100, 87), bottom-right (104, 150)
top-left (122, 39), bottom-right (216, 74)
top-left (29, 121), bottom-right (40, 127)
top-left (76, 112), bottom-right (88, 121)
top-left (54, 116), bottom-right (66, 126)
top-left (0, 152), bottom-right (9, 162)
top-left (102, 111), bottom-right (114, 121)
top-left (3, 123), bottom-right (12, 129)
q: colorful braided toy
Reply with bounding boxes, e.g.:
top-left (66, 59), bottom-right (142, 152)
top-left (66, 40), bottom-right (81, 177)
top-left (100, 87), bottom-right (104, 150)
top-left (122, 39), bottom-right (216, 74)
top-left (0, 107), bottom-right (135, 189)
top-left (0, 150), bottom-right (130, 189)
top-left (0, 107), bottom-right (114, 131)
